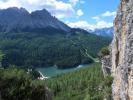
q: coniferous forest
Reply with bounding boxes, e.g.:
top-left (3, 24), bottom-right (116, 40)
top-left (0, 30), bottom-right (111, 69)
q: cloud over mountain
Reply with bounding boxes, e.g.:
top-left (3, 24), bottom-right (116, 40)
top-left (67, 20), bottom-right (113, 31)
top-left (0, 0), bottom-right (82, 18)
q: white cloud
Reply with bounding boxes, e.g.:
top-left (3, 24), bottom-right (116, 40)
top-left (0, 0), bottom-right (8, 2)
top-left (0, 0), bottom-right (20, 8)
top-left (96, 20), bottom-right (113, 29)
top-left (69, 0), bottom-right (79, 6)
top-left (92, 11), bottom-right (116, 22)
top-left (92, 16), bottom-right (100, 21)
top-left (102, 11), bottom-right (116, 17)
top-left (68, 21), bottom-right (95, 31)
top-left (0, 0), bottom-right (76, 18)
top-left (69, 0), bottom-right (85, 5)
top-left (76, 9), bottom-right (84, 17)
top-left (67, 20), bottom-right (113, 31)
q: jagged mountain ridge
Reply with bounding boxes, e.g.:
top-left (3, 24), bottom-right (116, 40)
top-left (92, 27), bottom-right (114, 37)
top-left (0, 7), bottom-right (114, 37)
top-left (0, 7), bottom-right (71, 33)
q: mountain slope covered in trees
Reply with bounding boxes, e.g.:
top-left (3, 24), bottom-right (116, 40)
top-left (0, 30), bottom-right (111, 68)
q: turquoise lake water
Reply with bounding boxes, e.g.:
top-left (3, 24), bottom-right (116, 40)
top-left (36, 64), bottom-right (90, 77)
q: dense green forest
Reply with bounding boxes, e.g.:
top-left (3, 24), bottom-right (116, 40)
top-left (0, 30), bottom-right (111, 69)
top-left (46, 63), bottom-right (113, 100)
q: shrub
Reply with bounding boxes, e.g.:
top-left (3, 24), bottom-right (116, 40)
top-left (0, 67), bottom-right (51, 100)
top-left (98, 47), bottom-right (110, 58)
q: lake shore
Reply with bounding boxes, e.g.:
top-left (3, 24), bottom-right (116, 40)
top-left (36, 64), bottom-right (91, 77)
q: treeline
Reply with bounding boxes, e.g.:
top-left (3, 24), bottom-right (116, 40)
top-left (46, 63), bottom-right (113, 100)
top-left (0, 30), bottom-right (111, 68)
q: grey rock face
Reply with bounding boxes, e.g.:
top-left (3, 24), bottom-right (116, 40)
top-left (111, 0), bottom-right (133, 99)
top-left (101, 55), bottom-right (111, 77)
top-left (0, 7), bottom-right (71, 33)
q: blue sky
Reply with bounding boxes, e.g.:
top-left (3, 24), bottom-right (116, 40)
top-left (0, 0), bottom-right (120, 30)
top-left (62, 0), bottom-right (119, 22)
top-left (64, 0), bottom-right (120, 30)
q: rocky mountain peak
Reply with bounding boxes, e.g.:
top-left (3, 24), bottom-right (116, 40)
top-left (31, 9), bottom-right (51, 18)
top-left (0, 7), bottom-right (71, 33)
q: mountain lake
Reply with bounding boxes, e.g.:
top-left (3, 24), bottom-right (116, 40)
top-left (36, 64), bottom-right (92, 77)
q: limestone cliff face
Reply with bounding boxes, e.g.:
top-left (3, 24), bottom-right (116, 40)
top-left (101, 55), bottom-right (111, 77)
top-left (112, 0), bottom-right (133, 99)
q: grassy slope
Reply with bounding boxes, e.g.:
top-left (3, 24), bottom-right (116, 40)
top-left (45, 63), bottom-right (113, 100)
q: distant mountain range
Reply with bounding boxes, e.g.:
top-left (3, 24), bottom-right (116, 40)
top-left (92, 27), bottom-right (114, 37)
top-left (0, 7), bottom-right (113, 37)
top-left (0, 7), bottom-right (71, 33)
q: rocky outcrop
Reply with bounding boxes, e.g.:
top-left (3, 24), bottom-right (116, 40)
top-left (101, 55), bottom-right (111, 77)
top-left (111, 0), bottom-right (133, 99)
